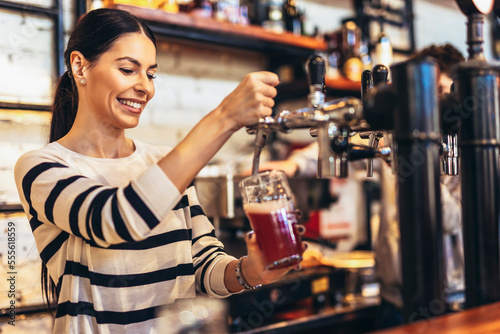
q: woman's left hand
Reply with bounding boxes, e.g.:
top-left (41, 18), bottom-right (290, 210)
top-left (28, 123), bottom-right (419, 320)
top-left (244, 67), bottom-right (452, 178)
top-left (241, 225), bottom-right (307, 287)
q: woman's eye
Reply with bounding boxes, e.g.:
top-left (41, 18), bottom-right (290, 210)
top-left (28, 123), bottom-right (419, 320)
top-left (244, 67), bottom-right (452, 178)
top-left (147, 74), bottom-right (157, 80)
top-left (120, 68), bottom-right (134, 74)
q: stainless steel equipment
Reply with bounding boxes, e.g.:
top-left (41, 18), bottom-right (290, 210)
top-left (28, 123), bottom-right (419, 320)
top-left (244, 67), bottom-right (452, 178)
top-left (247, 37), bottom-right (497, 327)
top-left (194, 175), bottom-right (332, 222)
top-left (247, 56), bottom-right (391, 179)
top-left (245, 53), bottom-right (446, 322)
top-left (241, 0), bottom-right (500, 323)
top-left (453, 0), bottom-right (500, 308)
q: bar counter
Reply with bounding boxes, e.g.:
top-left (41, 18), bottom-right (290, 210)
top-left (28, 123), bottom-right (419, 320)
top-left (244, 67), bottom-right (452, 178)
top-left (237, 298), bottom-right (380, 334)
top-left (244, 300), bottom-right (500, 334)
top-left (372, 301), bottom-right (500, 334)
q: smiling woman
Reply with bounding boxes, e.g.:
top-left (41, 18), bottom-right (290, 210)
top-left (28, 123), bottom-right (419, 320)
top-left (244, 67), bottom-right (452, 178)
top-left (12, 7), bottom-right (300, 334)
top-left (60, 32), bottom-right (158, 155)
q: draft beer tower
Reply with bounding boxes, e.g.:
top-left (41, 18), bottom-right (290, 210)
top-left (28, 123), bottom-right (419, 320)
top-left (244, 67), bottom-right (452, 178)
top-left (454, 0), bottom-right (500, 308)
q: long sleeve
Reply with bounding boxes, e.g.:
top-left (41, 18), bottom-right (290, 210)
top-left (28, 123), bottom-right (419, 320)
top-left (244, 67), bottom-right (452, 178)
top-left (14, 148), bottom-right (182, 249)
top-left (14, 142), bottom-right (241, 332)
top-left (185, 185), bottom-right (237, 298)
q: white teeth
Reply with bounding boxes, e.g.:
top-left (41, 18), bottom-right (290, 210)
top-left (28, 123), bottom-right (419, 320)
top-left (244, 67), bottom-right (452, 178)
top-left (118, 99), bottom-right (142, 109)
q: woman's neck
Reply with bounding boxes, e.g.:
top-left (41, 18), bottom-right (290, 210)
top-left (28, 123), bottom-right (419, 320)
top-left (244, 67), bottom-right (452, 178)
top-left (57, 130), bottom-right (135, 159)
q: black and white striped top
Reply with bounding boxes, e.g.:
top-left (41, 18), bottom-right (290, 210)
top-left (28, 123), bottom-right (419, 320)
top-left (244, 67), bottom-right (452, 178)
top-left (14, 140), bottom-right (236, 333)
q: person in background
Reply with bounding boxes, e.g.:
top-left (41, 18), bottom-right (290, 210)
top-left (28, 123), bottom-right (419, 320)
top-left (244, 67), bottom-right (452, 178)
top-left (14, 8), bottom-right (304, 333)
top-left (253, 43), bottom-right (465, 329)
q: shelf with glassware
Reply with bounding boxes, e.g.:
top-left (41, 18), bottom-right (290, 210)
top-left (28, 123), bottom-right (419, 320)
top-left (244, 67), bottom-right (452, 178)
top-left (111, 4), bottom-right (325, 56)
top-left (105, 4), bottom-right (361, 95)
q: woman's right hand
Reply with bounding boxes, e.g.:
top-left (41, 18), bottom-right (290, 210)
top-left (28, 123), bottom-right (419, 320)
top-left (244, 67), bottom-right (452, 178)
top-left (216, 71), bottom-right (280, 132)
top-left (158, 71), bottom-right (279, 193)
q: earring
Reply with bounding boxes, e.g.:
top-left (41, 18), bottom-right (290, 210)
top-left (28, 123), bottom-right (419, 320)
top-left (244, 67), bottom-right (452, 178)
top-left (79, 78), bottom-right (86, 85)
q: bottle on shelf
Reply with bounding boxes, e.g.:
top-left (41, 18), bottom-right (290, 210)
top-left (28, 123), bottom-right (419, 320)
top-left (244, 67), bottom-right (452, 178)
top-left (102, 0), bottom-right (165, 8)
top-left (191, 0), bottom-right (212, 18)
top-left (177, 0), bottom-right (194, 13)
top-left (371, 30), bottom-right (393, 69)
top-left (213, 0), bottom-right (241, 23)
top-left (326, 21), bottom-right (364, 82)
top-left (360, 38), bottom-right (373, 72)
top-left (283, 0), bottom-right (301, 35)
top-left (240, 0), bottom-right (265, 26)
top-left (262, 0), bottom-right (284, 33)
top-left (160, 0), bottom-right (179, 13)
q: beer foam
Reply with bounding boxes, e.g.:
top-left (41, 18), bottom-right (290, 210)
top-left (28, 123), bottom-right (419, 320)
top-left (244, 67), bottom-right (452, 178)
top-left (243, 199), bottom-right (292, 214)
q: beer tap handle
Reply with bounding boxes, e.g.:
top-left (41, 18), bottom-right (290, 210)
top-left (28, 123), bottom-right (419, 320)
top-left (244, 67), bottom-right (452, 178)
top-left (306, 54), bottom-right (326, 108)
top-left (361, 70), bottom-right (373, 102)
top-left (367, 133), bottom-right (379, 177)
top-left (251, 126), bottom-right (269, 175)
top-left (439, 93), bottom-right (460, 175)
top-left (372, 64), bottom-right (389, 86)
top-left (348, 145), bottom-right (391, 161)
top-left (359, 131), bottom-right (384, 176)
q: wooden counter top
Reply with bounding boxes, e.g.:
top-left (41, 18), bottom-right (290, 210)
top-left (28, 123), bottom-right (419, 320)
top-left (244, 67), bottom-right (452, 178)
top-left (371, 301), bottom-right (500, 334)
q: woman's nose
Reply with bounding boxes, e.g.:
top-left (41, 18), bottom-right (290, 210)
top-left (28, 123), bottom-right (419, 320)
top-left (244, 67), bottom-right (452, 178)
top-left (135, 73), bottom-right (154, 96)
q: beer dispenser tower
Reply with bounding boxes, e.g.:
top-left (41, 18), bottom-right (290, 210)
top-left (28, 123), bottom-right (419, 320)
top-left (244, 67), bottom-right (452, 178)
top-left (246, 0), bottom-right (500, 319)
top-left (453, 0), bottom-right (500, 308)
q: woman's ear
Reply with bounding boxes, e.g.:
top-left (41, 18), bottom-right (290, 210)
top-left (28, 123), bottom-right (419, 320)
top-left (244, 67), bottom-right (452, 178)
top-left (70, 51), bottom-right (89, 84)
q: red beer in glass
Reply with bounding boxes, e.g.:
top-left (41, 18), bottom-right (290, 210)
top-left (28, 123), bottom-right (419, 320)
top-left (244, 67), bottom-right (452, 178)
top-left (239, 170), bottom-right (303, 269)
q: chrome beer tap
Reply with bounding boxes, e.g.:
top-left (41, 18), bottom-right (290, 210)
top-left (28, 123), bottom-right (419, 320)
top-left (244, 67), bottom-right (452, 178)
top-left (440, 93), bottom-right (460, 175)
top-left (441, 133), bottom-right (459, 175)
top-left (359, 65), bottom-right (390, 177)
top-left (309, 55), bottom-right (348, 178)
top-left (246, 55), bottom-right (392, 178)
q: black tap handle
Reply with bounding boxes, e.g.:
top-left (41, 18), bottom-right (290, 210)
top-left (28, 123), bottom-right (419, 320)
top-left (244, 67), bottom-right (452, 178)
top-left (361, 70), bottom-right (373, 101)
top-left (349, 148), bottom-right (377, 161)
top-left (372, 64), bottom-right (389, 86)
top-left (440, 93), bottom-right (461, 134)
top-left (306, 54), bottom-right (326, 89)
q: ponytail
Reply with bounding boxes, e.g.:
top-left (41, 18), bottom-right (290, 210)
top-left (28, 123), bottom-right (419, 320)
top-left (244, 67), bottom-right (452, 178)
top-left (44, 71), bottom-right (76, 316)
top-left (49, 71), bottom-right (78, 143)
top-left (41, 263), bottom-right (57, 317)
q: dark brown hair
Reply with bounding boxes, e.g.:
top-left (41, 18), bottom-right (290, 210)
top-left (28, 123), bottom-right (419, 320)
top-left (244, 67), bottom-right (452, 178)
top-left (411, 43), bottom-right (465, 76)
top-left (44, 7), bottom-right (156, 315)
top-left (49, 7), bottom-right (157, 142)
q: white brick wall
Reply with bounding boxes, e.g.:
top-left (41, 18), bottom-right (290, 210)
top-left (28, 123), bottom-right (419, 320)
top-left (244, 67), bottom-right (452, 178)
top-left (0, 10), bottom-right (55, 104)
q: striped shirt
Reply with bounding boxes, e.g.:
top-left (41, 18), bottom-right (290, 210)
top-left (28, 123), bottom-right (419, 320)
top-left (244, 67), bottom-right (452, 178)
top-left (14, 140), bottom-right (236, 333)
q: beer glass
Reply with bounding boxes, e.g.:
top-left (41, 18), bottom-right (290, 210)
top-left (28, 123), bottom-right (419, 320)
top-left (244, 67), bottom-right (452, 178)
top-left (239, 170), bottom-right (303, 269)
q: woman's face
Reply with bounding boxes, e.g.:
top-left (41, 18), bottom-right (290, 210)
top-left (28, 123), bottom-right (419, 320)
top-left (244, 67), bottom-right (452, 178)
top-left (82, 32), bottom-right (157, 130)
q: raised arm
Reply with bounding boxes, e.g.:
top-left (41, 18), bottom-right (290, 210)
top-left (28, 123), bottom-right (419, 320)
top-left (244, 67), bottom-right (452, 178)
top-left (159, 71), bottom-right (279, 193)
top-left (14, 151), bottom-right (182, 248)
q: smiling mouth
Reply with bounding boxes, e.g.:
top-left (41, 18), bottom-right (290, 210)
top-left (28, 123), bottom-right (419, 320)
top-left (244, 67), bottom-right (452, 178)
top-left (118, 99), bottom-right (143, 109)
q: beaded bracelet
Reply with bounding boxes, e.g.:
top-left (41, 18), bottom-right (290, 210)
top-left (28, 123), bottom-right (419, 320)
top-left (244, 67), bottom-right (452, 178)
top-left (235, 256), bottom-right (262, 290)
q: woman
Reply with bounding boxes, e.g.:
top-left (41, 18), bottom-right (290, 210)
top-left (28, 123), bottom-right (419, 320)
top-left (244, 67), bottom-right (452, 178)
top-left (14, 8), bottom-right (300, 333)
